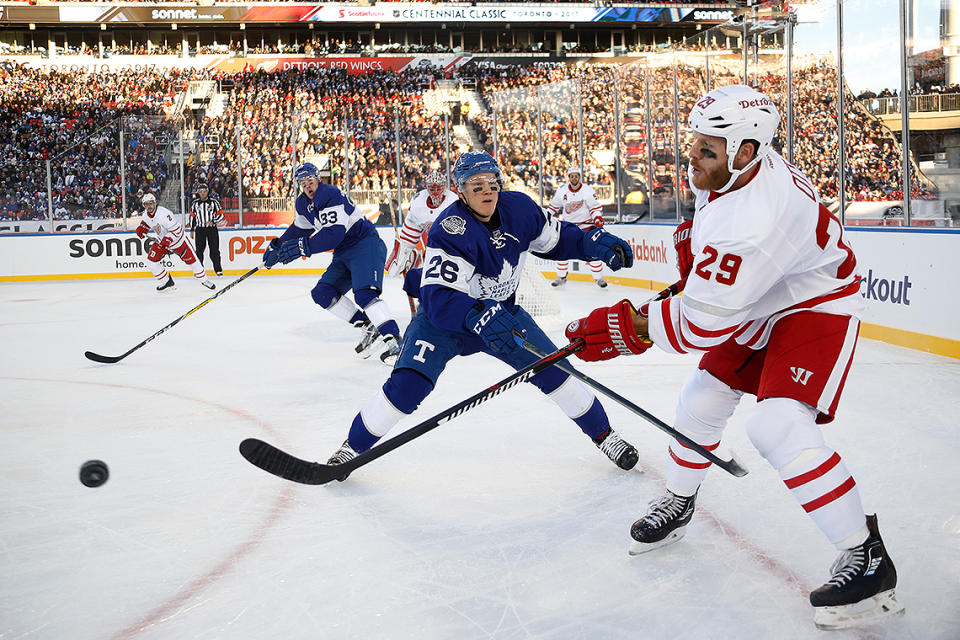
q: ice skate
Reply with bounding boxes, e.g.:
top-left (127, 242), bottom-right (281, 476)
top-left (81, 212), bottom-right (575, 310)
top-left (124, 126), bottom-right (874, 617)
top-left (156, 275), bottom-right (175, 292)
top-left (810, 514), bottom-right (904, 630)
top-left (551, 274), bottom-right (567, 287)
top-left (629, 491), bottom-right (697, 555)
top-left (326, 439), bottom-right (358, 482)
top-left (201, 278), bottom-right (216, 290)
top-left (595, 278), bottom-right (608, 288)
top-left (594, 429), bottom-right (639, 470)
top-left (215, 271), bottom-right (223, 277)
top-left (379, 335), bottom-right (401, 366)
top-left (354, 321), bottom-right (382, 358)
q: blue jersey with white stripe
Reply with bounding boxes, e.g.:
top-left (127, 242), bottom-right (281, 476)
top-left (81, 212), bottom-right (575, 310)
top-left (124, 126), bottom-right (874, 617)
top-left (278, 183), bottom-right (374, 252)
top-left (420, 190), bottom-right (588, 335)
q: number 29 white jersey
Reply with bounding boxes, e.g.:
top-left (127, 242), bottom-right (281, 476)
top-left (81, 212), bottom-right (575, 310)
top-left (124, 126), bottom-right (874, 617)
top-left (647, 149), bottom-right (862, 354)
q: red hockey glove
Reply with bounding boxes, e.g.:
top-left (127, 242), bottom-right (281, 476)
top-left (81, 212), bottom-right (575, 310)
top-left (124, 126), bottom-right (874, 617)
top-left (674, 219), bottom-right (693, 282)
top-left (136, 221), bottom-right (150, 240)
top-left (564, 299), bottom-right (652, 362)
top-left (160, 236), bottom-right (173, 250)
top-left (147, 242), bottom-right (166, 262)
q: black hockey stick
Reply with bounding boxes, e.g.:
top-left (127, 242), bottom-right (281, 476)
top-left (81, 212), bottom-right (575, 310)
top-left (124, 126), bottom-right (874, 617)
top-left (84, 265), bottom-right (262, 364)
top-left (517, 337), bottom-right (748, 477)
top-left (239, 339), bottom-right (585, 485)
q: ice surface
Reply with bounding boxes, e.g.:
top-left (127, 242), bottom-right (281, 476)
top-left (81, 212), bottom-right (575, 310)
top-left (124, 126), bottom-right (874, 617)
top-left (1, 274), bottom-right (957, 639)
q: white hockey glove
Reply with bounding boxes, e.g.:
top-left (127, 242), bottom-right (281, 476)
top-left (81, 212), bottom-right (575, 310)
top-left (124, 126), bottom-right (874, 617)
top-left (386, 243), bottom-right (414, 277)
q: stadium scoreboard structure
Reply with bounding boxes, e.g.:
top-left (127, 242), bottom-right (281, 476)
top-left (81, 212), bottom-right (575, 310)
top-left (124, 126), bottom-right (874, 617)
top-left (0, 3), bottom-right (743, 27)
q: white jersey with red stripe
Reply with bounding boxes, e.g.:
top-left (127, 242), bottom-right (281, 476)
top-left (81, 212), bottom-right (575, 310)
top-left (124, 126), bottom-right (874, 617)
top-left (548, 183), bottom-right (602, 229)
top-left (142, 205), bottom-right (188, 249)
top-left (399, 188), bottom-right (458, 248)
top-left (647, 150), bottom-right (862, 355)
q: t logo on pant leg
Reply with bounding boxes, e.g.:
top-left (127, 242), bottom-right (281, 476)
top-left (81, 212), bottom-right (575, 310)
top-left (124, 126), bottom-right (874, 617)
top-left (413, 339), bottom-right (435, 363)
top-left (790, 366), bottom-right (814, 385)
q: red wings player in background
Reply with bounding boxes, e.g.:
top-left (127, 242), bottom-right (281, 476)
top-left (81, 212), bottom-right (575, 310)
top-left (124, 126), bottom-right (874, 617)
top-left (565, 85), bottom-right (903, 630)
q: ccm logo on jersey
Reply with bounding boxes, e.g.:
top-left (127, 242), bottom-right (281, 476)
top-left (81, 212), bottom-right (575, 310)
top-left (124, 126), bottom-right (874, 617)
top-left (229, 235), bottom-right (280, 261)
top-left (790, 367), bottom-right (814, 385)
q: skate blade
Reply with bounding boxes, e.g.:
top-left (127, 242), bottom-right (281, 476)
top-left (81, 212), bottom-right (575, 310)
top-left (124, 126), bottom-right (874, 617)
top-left (355, 335), bottom-right (386, 359)
top-left (813, 589), bottom-right (905, 630)
top-left (628, 526), bottom-right (686, 556)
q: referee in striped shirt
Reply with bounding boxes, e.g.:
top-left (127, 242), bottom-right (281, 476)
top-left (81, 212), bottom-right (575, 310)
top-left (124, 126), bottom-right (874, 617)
top-left (189, 183), bottom-right (224, 276)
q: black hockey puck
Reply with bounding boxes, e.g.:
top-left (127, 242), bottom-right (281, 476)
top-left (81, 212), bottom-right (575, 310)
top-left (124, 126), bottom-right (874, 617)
top-left (79, 459), bottom-right (109, 488)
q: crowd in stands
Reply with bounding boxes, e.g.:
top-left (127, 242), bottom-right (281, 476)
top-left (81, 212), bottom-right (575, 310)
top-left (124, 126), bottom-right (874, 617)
top-left (0, 49), bottom-right (933, 224)
top-left (0, 63), bottom-right (209, 222)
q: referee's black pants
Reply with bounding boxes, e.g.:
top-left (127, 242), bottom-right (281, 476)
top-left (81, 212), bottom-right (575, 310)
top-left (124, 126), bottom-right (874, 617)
top-left (195, 226), bottom-right (222, 274)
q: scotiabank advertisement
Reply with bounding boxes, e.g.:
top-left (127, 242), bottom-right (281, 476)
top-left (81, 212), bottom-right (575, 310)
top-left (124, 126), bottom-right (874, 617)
top-left (1, 225), bottom-right (958, 355)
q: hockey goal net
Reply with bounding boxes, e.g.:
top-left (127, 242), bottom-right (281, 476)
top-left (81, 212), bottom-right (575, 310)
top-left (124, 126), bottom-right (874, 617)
top-left (516, 258), bottom-right (564, 329)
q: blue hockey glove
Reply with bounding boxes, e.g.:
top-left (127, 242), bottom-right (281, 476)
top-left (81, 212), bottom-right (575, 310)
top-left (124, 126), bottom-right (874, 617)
top-left (277, 236), bottom-right (313, 264)
top-left (465, 300), bottom-right (525, 355)
top-left (262, 238), bottom-right (282, 269)
top-left (582, 227), bottom-right (634, 270)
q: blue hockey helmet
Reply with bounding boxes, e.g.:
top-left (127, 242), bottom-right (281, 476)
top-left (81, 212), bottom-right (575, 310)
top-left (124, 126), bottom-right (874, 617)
top-left (295, 162), bottom-right (320, 183)
top-left (451, 151), bottom-right (502, 190)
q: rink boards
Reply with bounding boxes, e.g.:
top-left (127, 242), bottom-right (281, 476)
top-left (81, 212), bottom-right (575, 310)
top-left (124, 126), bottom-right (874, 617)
top-left (1, 224), bottom-right (958, 358)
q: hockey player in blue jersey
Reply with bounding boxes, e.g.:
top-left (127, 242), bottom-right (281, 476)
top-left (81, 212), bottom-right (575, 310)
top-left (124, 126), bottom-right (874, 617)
top-left (326, 151), bottom-right (640, 477)
top-left (263, 162), bottom-right (402, 364)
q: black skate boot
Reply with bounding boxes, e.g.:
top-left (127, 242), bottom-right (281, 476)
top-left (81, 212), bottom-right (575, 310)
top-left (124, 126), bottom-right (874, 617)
top-left (156, 275), bottom-right (175, 292)
top-left (354, 321), bottom-right (382, 358)
top-left (629, 490), bottom-right (697, 555)
top-left (594, 429), bottom-right (639, 470)
top-left (326, 439), bottom-right (358, 482)
top-left (201, 278), bottom-right (216, 290)
top-left (551, 274), bottom-right (567, 287)
top-left (810, 514), bottom-right (904, 629)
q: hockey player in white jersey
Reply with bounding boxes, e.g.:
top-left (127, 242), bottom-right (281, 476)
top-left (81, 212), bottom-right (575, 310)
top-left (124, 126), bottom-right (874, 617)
top-left (385, 170), bottom-right (458, 277)
top-left (565, 85), bottom-right (902, 630)
top-left (135, 193), bottom-right (215, 292)
top-left (548, 166), bottom-right (607, 288)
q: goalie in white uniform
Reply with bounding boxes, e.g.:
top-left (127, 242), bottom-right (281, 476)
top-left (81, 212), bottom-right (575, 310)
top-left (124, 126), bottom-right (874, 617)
top-left (136, 193), bottom-right (215, 292)
top-left (566, 85), bottom-right (903, 631)
top-left (547, 166), bottom-right (608, 288)
top-left (385, 170), bottom-right (458, 277)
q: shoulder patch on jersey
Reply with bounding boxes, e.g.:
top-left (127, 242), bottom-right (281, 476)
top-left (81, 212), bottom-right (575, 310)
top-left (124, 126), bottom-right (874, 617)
top-left (440, 216), bottom-right (467, 236)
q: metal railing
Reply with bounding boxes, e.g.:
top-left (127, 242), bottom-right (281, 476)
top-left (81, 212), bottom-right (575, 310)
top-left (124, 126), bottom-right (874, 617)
top-left (862, 93), bottom-right (960, 116)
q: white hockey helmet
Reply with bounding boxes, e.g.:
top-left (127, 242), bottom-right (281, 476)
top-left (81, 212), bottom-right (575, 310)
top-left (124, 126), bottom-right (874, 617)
top-left (688, 84), bottom-right (780, 192)
top-left (567, 166), bottom-right (582, 177)
top-left (141, 193), bottom-right (157, 206)
top-left (425, 170), bottom-right (445, 187)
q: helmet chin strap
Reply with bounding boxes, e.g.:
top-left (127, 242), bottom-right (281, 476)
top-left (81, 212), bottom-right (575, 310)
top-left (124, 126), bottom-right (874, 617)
top-left (715, 155), bottom-right (762, 194)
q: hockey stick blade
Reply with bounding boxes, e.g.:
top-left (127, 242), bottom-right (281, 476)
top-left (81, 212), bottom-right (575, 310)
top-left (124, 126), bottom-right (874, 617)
top-left (240, 438), bottom-right (338, 485)
top-left (84, 265), bottom-right (261, 364)
top-left (239, 339), bottom-right (585, 485)
top-left (518, 337), bottom-right (748, 478)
